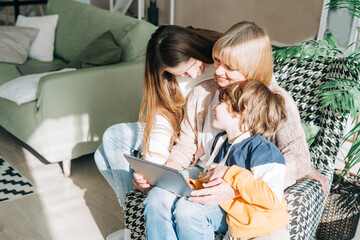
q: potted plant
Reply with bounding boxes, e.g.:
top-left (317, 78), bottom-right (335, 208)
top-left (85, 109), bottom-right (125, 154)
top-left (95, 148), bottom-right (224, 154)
top-left (273, 1), bottom-right (360, 239)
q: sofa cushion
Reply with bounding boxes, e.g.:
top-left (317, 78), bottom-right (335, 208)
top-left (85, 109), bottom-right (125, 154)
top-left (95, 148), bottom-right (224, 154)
top-left (115, 20), bottom-right (158, 62)
top-left (67, 31), bottom-right (122, 69)
top-left (46, 0), bottom-right (156, 62)
top-left (0, 26), bottom-right (39, 64)
top-left (16, 15), bottom-right (59, 62)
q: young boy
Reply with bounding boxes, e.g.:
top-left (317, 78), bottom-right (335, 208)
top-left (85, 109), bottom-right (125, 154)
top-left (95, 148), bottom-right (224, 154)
top-left (190, 80), bottom-right (290, 240)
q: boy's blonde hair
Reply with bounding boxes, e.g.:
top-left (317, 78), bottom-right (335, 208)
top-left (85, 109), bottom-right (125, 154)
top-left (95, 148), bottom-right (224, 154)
top-left (219, 81), bottom-right (287, 138)
top-left (213, 21), bottom-right (273, 86)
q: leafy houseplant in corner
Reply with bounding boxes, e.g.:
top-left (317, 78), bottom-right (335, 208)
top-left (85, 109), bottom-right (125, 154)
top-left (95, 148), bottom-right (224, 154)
top-left (273, 1), bottom-right (360, 239)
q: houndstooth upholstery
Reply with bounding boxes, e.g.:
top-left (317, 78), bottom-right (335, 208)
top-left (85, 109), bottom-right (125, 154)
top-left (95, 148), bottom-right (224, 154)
top-left (124, 57), bottom-right (352, 239)
top-left (124, 190), bottom-right (146, 240)
top-left (275, 57), bottom-right (352, 240)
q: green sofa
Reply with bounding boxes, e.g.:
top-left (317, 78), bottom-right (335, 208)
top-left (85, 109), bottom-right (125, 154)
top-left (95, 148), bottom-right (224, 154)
top-left (0, 0), bottom-right (156, 175)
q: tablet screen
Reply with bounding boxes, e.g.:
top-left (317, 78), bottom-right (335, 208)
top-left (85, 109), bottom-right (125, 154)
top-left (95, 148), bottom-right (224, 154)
top-left (124, 154), bottom-right (191, 197)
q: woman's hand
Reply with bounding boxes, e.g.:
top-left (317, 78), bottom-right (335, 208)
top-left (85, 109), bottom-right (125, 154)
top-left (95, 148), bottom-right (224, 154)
top-left (165, 160), bottom-right (183, 170)
top-left (188, 165), bottom-right (237, 205)
top-left (298, 165), bottom-right (329, 195)
top-left (133, 172), bottom-right (153, 193)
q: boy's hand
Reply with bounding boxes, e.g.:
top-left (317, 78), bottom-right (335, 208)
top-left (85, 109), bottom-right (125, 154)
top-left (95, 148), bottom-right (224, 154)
top-left (208, 164), bottom-right (228, 181)
top-left (189, 165), bottom-right (236, 205)
top-left (188, 182), bottom-right (196, 191)
top-left (133, 172), bottom-right (153, 193)
top-left (189, 178), bottom-right (236, 205)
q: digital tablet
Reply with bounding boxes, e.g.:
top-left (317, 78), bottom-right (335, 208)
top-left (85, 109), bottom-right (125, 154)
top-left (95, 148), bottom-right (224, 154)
top-left (124, 154), bottom-right (192, 197)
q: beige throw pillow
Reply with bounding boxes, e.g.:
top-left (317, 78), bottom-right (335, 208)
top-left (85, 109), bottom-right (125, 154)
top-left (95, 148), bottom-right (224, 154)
top-left (0, 26), bottom-right (39, 64)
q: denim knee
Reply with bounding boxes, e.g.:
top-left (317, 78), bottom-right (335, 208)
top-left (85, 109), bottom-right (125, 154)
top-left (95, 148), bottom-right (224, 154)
top-left (174, 197), bottom-right (205, 223)
top-left (102, 124), bottom-right (123, 150)
top-left (144, 187), bottom-right (177, 216)
top-left (102, 123), bottom-right (143, 156)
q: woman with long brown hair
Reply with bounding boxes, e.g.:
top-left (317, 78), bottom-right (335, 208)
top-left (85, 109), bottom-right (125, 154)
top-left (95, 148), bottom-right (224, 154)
top-left (140, 25), bottom-right (221, 163)
top-left (94, 24), bottom-right (221, 239)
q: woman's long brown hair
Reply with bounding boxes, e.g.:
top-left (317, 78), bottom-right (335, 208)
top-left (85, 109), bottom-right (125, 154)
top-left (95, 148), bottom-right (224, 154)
top-left (140, 25), bottom-right (222, 158)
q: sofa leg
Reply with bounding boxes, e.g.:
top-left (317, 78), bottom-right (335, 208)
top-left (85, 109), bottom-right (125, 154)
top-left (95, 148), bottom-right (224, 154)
top-left (62, 160), bottom-right (71, 177)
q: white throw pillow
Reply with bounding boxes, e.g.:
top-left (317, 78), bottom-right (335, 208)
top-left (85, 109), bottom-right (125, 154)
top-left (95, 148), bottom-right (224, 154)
top-left (0, 68), bottom-right (75, 105)
top-left (16, 15), bottom-right (59, 62)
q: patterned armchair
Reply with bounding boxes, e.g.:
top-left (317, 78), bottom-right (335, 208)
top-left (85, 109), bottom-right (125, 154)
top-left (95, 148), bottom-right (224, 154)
top-left (274, 58), bottom-right (349, 239)
top-left (124, 57), bottom-right (351, 239)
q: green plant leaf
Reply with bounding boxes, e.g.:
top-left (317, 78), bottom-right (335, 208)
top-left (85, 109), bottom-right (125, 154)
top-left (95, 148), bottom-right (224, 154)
top-left (298, 47), bottom-right (314, 64)
top-left (343, 137), bottom-right (360, 174)
top-left (343, 121), bottom-right (360, 143)
top-left (311, 48), bottom-right (326, 66)
top-left (349, 87), bottom-right (360, 117)
top-left (324, 49), bottom-right (333, 62)
top-left (326, 32), bottom-right (338, 48)
top-left (318, 78), bottom-right (360, 118)
top-left (327, 0), bottom-right (360, 18)
top-left (273, 46), bottom-right (302, 66)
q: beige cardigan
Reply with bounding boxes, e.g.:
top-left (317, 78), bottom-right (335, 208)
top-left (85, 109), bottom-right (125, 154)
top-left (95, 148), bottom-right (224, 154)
top-left (167, 79), bottom-right (311, 188)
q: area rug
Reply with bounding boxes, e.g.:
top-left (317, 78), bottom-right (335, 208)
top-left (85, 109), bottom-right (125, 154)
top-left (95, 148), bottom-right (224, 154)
top-left (0, 157), bottom-right (36, 203)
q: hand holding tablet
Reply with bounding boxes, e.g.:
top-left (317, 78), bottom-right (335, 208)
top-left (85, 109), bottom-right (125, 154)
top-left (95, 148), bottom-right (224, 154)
top-left (124, 154), bottom-right (192, 197)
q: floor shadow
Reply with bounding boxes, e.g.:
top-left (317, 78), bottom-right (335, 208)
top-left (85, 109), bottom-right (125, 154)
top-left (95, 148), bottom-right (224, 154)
top-left (0, 126), bottom-right (52, 239)
top-left (0, 126), bottom-right (124, 238)
top-left (69, 153), bottom-right (124, 238)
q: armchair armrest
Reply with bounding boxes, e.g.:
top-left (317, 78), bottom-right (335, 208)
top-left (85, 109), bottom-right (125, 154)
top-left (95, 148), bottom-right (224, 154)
top-left (285, 168), bottom-right (332, 240)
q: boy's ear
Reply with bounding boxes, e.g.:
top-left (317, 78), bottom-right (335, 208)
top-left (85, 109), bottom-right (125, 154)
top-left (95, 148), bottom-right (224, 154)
top-left (233, 105), bottom-right (247, 118)
top-left (231, 111), bottom-right (242, 119)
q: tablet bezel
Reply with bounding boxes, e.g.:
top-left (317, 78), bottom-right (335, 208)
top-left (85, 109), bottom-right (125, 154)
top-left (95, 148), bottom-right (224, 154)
top-left (124, 154), bottom-right (192, 197)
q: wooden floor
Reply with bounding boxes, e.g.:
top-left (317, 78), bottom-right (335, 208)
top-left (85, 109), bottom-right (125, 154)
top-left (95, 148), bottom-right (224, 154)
top-left (0, 127), bottom-right (123, 240)
top-left (0, 125), bottom-right (359, 240)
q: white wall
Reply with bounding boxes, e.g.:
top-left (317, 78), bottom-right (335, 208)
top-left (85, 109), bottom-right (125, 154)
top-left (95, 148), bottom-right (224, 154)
top-left (94, 0), bottom-right (325, 45)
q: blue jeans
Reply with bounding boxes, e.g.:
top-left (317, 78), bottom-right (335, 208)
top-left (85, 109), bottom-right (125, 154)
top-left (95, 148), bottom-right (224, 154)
top-left (94, 122), bottom-right (143, 207)
top-left (144, 167), bottom-right (228, 240)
